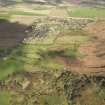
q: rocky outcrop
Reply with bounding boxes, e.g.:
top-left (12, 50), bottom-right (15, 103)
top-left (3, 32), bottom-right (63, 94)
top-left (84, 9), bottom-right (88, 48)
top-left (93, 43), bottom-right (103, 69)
top-left (24, 17), bottom-right (92, 44)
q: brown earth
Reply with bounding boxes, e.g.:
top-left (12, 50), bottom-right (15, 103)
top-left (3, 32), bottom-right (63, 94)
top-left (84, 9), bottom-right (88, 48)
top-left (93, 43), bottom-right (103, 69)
top-left (71, 20), bottom-right (105, 75)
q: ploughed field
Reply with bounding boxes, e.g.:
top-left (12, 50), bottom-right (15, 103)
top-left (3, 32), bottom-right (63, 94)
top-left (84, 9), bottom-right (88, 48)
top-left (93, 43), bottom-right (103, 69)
top-left (0, 10), bottom-right (105, 105)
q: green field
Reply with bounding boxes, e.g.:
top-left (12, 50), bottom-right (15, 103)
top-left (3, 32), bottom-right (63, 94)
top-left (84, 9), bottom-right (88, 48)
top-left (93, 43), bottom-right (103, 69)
top-left (1, 5), bottom-right (105, 20)
top-left (0, 4), bottom-right (52, 20)
top-left (0, 91), bottom-right (11, 105)
top-left (0, 13), bottom-right (11, 20)
top-left (0, 10), bottom-right (49, 19)
top-left (67, 6), bottom-right (105, 18)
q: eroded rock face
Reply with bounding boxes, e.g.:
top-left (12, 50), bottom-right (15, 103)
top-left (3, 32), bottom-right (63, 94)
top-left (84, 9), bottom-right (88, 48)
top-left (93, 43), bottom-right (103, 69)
top-left (1, 70), bottom-right (105, 105)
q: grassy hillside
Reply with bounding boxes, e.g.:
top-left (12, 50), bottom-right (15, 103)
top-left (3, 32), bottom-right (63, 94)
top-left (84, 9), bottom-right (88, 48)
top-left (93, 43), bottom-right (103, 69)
top-left (0, 1), bottom-right (105, 105)
top-left (0, 17), bottom-right (91, 80)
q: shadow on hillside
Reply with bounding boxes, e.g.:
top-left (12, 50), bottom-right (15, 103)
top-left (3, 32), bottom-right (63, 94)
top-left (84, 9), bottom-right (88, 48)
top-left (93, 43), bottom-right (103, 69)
top-left (0, 0), bottom-right (18, 6)
top-left (0, 19), bottom-right (27, 49)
